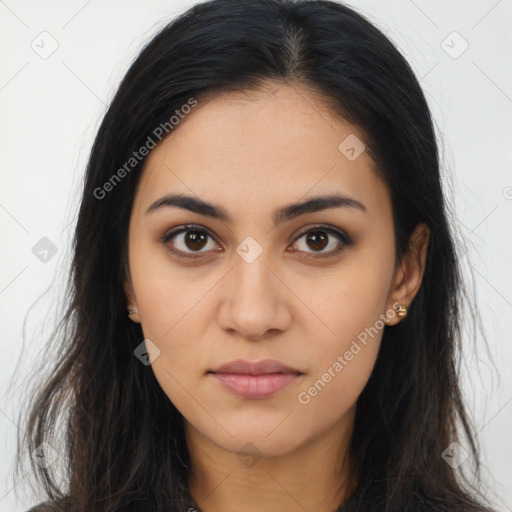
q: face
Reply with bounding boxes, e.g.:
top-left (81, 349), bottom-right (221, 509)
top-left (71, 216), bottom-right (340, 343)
top-left (124, 82), bottom-right (426, 460)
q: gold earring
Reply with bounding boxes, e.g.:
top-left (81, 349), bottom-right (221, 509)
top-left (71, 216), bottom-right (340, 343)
top-left (396, 304), bottom-right (408, 319)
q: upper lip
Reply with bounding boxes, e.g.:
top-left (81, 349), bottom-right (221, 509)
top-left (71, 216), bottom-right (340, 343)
top-left (209, 359), bottom-right (303, 375)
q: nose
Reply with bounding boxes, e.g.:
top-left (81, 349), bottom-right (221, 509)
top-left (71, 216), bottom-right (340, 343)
top-left (217, 253), bottom-right (292, 341)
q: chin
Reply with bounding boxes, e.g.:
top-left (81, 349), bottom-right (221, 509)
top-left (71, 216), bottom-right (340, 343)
top-left (185, 411), bottom-right (309, 459)
top-left (217, 431), bottom-right (305, 460)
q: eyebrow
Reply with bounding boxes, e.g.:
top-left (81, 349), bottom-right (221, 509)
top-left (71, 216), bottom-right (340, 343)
top-left (145, 192), bottom-right (368, 225)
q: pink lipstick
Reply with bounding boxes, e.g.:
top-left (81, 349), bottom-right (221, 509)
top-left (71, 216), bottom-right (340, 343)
top-left (209, 359), bottom-right (303, 399)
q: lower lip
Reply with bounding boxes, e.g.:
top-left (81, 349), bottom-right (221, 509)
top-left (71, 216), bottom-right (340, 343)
top-left (210, 372), bottom-right (301, 398)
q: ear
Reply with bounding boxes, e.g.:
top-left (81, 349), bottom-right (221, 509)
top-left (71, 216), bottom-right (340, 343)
top-left (124, 278), bottom-right (141, 324)
top-left (385, 223), bottom-right (430, 326)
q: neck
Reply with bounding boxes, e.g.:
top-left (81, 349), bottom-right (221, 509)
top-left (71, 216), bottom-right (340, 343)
top-left (185, 406), bottom-right (356, 512)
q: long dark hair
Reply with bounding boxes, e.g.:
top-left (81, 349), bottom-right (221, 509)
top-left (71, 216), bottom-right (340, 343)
top-left (14, 0), bottom-right (496, 510)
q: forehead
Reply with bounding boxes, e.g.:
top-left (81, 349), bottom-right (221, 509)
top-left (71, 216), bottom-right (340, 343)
top-left (134, 83), bottom-right (391, 221)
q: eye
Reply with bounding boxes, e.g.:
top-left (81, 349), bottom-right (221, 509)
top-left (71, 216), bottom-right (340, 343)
top-left (160, 223), bottom-right (352, 260)
top-left (160, 224), bottom-right (220, 259)
top-left (288, 224), bottom-right (352, 257)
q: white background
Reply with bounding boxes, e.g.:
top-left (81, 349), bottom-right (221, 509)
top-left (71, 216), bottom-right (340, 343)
top-left (1, 0), bottom-right (511, 510)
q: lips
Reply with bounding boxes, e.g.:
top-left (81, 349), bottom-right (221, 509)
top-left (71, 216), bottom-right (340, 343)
top-left (208, 359), bottom-right (304, 399)
top-left (209, 358), bottom-right (303, 376)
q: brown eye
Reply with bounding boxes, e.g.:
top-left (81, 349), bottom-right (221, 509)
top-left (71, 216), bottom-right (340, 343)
top-left (290, 225), bottom-right (352, 257)
top-left (304, 231), bottom-right (329, 251)
top-left (161, 226), bottom-right (219, 258)
top-left (182, 230), bottom-right (208, 251)
top-left (161, 223), bottom-right (352, 260)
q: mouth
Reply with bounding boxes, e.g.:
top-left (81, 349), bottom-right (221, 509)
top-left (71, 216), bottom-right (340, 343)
top-left (210, 358), bottom-right (303, 375)
top-left (208, 359), bottom-right (304, 399)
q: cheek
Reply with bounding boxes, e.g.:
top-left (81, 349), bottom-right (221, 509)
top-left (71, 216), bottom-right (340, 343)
top-left (138, 300), bottom-right (212, 429)
top-left (129, 235), bottom-right (213, 337)
top-left (305, 250), bottom-right (393, 353)
top-left (134, 280), bottom-right (212, 379)
top-left (294, 249), bottom-right (392, 405)
top-left (128, 245), bottom-right (213, 401)
top-left (297, 304), bottom-right (385, 412)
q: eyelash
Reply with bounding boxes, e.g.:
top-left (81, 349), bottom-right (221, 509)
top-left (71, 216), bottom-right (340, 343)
top-left (159, 224), bottom-right (353, 260)
top-left (159, 223), bottom-right (353, 260)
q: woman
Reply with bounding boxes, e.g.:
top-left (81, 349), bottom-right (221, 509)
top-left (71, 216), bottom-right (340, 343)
top-left (17, 0), bottom-right (496, 510)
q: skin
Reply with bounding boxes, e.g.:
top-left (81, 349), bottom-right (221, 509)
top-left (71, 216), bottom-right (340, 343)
top-left (124, 81), bottom-right (429, 512)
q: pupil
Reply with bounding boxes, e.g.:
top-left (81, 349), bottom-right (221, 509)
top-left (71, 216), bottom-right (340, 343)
top-left (186, 231), bottom-right (207, 250)
top-left (307, 231), bottom-right (328, 251)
